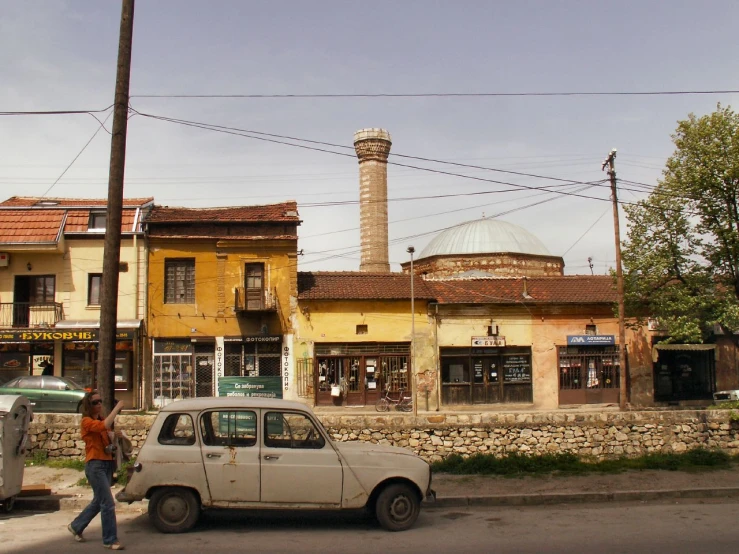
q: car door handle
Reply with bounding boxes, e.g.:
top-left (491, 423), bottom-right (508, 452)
top-left (206, 453), bottom-right (222, 458)
top-left (263, 455), bottom-right (281, 460)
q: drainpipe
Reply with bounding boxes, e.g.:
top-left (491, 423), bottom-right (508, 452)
top-left (430, 302), bottom-right (441, 411)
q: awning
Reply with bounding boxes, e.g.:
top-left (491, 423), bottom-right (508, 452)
top-left (55, 319), bottom-right (143, 329)
top-left (652, 343), bottom-right (716, 363)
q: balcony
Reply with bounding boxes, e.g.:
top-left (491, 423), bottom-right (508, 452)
top-left (235, 287), bottom-right (278, 313)
top-left (0, 302), bottom-right (64, 328)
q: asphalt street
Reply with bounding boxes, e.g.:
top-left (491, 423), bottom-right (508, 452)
top-left (2, 499), bottom-right (738, 554)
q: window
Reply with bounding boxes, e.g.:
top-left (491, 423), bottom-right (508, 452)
top-left (356, 324), bottom-right (368, 335)
top-left (200, 411), bottom-right (257, 447)
top-left (88, 274), bottom-right (102, 306)
top-left (30, 276), bottom-right (55, 303)
top-left (165, 259), bottom-right (195, 304)
top-left (585, 324), bottom-right (597, 335)
top-left (158, 414), bottom-right (196, 446)
top-left (89, 211), bottom-right (107, 230)
top-left (264, 412), bottom-right (324, 449)
top-left (245, 263), bottom-right (264, 309)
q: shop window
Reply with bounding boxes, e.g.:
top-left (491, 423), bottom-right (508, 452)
top-left (245, 263), bottom-right (264, 309)
top-left (63, 343), bottom-right (96, 391)
top-left (442, 358), bottom-right (470, 384)
top-left (88, 274), bottom-right (102, 306)
top-left (88, 211), bottom-right (107, 231)
top-left (165, 258), bottom-right (195, 304)
top-left (356, 324), bottom-right (368, 335)
top-left (201, 411), bottom-right (257, 447)
top-left (158, 414), bottom-right (196, 446)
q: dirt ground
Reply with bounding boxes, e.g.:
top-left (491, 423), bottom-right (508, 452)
top-left (22, 463), bottom-right (739, 500)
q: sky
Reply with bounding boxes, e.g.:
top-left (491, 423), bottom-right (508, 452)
top-left (2, 0), bottom-right (738, 275)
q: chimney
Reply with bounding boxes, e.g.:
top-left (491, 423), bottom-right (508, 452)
top-left (354, 128), bottom-right (392, 273)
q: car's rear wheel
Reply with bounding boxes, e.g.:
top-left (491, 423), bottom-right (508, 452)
top-left (1, 496), bottom-right (15, 512)
top-left (148, 487), bottom-right (200, 533)
top-left (375, 483), bottom-right (420, 531)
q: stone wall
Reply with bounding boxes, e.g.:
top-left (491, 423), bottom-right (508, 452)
top-left (28, 410), bottom-right (739, 462)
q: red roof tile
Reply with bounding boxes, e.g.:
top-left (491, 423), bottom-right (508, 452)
top-left (63, 209), bottom-right (141, 234)
top-left (0, 196), bottom-right (153, 208)
top-left (0, 210), bottom-right (65, 243)
top-left (298, 273), bottom-right (618, 304)
top-left (146, 202), bottom-right (300, 223)
top-left (298, 272), bottom-right (436, 300)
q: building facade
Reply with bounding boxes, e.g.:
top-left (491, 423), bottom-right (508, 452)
top-left (145, 203), bottom-right (300, 409)
top-left (0, 196), bottom-right (151, 407)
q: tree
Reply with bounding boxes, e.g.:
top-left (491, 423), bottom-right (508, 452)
top-left (621, 105), bottom-right (739, 343)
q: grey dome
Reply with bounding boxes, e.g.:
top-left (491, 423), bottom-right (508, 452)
top-left (419, 218), bottom-right (551, 259)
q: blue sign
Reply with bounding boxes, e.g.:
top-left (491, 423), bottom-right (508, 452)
top-left (567, 335), bottom-right (616, 346)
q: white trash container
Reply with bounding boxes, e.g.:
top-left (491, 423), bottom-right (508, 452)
top-left (0, 395), bottom-right (32, 512)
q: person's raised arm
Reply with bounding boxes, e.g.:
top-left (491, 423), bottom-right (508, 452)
top-left (103, 401), bottom-right (124, 429)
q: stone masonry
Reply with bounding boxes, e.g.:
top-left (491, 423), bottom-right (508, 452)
top-left (354, 128), bottom-right (391, 273)
top-left (28, 410), bottom-right (739, 463)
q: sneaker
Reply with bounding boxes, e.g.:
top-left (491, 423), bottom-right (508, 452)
top-left (67, 523), bottom-right (85, 542)
top-left (103, 543), bottom-right (125, 550)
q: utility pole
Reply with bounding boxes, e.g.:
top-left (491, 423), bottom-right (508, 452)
top-left (98, 0), bottom-right (135, 411)
top-left (407, 246), bottom-right (417, 416)
top-left (602, 149), bottom-right (629, 410)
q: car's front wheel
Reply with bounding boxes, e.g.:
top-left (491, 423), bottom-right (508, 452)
top-left (148, 487), bottom-right (200, 533)
top-left (375, 483), bottom-right (420, 531)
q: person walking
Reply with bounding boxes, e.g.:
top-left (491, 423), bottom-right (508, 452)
top-left (67, 391), bottom-right (125, 550)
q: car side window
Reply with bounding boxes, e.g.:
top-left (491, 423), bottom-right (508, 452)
top-left (200, 411), bottom-right (257, 447)
top-left (264, 412), bottom-right (325, 449)
top-left (157, 413), bottom-right (196, 446)
top-left (42, 377), bottom-right (65, 391)
top-left (17, 377), bottom-right (38, 389)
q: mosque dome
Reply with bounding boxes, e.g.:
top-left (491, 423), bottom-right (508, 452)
top-left (419, 218), bottom-right (551, 260)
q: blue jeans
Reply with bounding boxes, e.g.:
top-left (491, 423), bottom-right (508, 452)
top-left (70, 459), bottom-right (118, 545)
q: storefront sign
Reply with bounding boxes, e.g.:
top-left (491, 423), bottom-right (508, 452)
top-left (471, 336), bottom-right (506, 347)
top-left (153, 340), bottom-right (193, 354)
top-left (218, 376), bottom-right (283, 399)
top-left (503, 355), bottom-right (532, 383)
top-left (567, 335), bottom-right (616, 346)
top-left (282, 334), bottom-right (293, 393)
top-left (215, 336), bottom-right (224, 394)
top-left (0, 329), bottom-right (134, 342)
top-left (243, 335), bottom-right (281, 343)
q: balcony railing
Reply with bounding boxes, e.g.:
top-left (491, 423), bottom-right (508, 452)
top-left (0, 302), bottom-right (64, 328)
top-left (235, 287), bottom-right (278, 313)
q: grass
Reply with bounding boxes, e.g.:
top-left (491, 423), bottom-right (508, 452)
top-left (430, 448), bottom-right (736, 476)
top-left (26, 448), bottom-right (134, 487)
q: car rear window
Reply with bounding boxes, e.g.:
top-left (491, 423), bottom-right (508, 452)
top-left (157, 413), bottom-right (196, 446)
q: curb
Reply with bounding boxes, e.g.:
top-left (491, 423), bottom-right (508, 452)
top-left (429, 487), bottom-right (739, 508)
top-left (14, 487), bottom-right (739, 513)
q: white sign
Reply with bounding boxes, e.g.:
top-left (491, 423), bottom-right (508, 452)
top-left (471, 336), bottom-right (506, 347)
top-left (282, 334), bottom-right (294, 398)
top-left (215, 336), bottom-right (224, 393)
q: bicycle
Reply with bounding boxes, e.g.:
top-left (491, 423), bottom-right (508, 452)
top-left (375, 388), bottom-right (413, 412)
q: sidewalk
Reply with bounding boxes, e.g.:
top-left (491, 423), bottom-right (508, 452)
top-left (14, 465), bottom-right (739, 513)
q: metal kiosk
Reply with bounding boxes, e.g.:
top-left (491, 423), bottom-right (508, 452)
top-left (0, 395), bottom-right (32, 512)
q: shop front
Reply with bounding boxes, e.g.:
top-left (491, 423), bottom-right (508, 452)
top-left (0, 338), bottom-right (54, 382)
top-left (558, 335), bottom-right (621, 405)
top-left (440, 338), bottom-right (533, 405)
top-left (152, 335), bottom-right (286, 407)
top-left (314, 343), bottom-right (410, 407)
top-left (652, 343), bottom-right (715, 402)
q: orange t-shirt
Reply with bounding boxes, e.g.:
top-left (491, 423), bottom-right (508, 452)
top-left (81, 416), bottom-right (113, 463)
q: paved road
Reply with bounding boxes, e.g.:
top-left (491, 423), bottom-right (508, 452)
top-left (3, 499), bottom-right (738, 553)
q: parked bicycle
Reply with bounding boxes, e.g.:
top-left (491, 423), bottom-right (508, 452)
top-left (375, 388), bottom-right (413, 412)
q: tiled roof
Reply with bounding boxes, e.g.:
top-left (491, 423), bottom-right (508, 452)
top-left (146, 202), bottom-right (300, 223)
top-left (298, 273), bottom-right (618, 304)
top-left (426, 276), bottom-right (618, 304)
top-left (298, 272), bottom-right (436, 300)
top-left (0, 210), bottom-right (65, 243)
top-left (64, 209), bottom-right (140, 234)
top-left (0, 196), bottom-right (153, 208)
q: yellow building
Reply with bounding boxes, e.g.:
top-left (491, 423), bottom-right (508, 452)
top-left (145, 203), bottom-right (300, 408)
top-left (0, 196), bottom-right (152, 407)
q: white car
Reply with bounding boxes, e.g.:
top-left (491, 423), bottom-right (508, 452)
top-left (117, 397), bottom-right (434, 533)
top-left (713, 390), bottom-right (739, 403)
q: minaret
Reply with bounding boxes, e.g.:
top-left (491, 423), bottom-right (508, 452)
top-left (354, 128), bottom-right (392, 273)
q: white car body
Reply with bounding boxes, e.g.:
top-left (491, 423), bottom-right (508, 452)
top-left (118, 397), bottom-right (433, 532)
top-left (713, 390), bottom-right (739, 403)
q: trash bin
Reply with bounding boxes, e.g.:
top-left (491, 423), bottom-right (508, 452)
top-left (0, 395), bottom-right (33, 512)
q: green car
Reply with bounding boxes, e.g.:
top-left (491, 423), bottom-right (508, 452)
top-left (0, 375), bottom-right (87, 413)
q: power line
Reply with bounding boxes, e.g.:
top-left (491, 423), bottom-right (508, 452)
top-left (130, 89), bottom-right (739, 99)
top-left (0, 106), bottom-right (113, 116)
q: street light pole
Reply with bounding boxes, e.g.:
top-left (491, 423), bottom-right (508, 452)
top-left (407, 246), bottom-right (417, 416)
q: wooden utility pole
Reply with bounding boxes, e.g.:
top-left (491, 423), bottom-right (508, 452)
top-left (407, 246), bottom-right (417, 416)
top-left (602, 149), bottom-right (629, 410)
top-left (98, 0), bottom-right (135, 410)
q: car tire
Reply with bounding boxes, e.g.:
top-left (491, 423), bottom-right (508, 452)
top-left (375, 483), bottom-right (420, 532)
top-left (148, 487), bottom-right (200, 533)
top-left (2, 496), bottom-right (15, 513)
